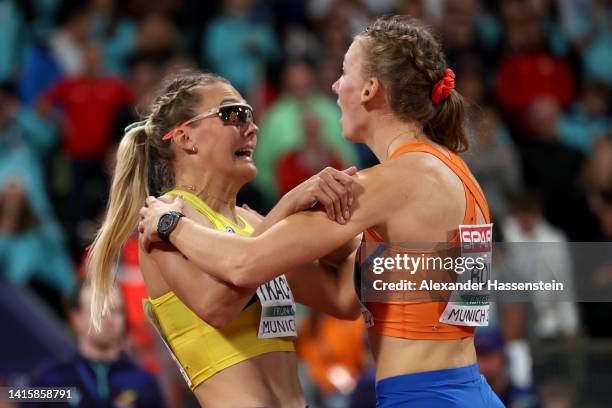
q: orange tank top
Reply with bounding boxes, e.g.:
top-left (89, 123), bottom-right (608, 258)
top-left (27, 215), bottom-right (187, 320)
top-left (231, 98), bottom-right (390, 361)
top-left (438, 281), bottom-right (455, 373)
top-left (354, 141), bottom-right (491, 340)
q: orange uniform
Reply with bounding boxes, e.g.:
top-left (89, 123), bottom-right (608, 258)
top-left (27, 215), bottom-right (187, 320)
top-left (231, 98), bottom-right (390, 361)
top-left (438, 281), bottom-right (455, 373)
top-left (354, 141), bottom-right (491, 340)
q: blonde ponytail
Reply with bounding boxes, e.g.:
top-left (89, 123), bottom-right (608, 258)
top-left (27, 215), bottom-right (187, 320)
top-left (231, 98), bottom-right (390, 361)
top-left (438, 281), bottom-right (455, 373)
top-left (88, 126), bottom-right (150, 331)
top-left (87, 71), bottom-right (230, 330)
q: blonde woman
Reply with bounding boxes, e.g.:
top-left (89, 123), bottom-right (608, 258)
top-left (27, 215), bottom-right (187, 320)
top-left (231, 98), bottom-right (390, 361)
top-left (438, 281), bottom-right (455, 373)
top-left (88, 72), bottom-right (360, 407)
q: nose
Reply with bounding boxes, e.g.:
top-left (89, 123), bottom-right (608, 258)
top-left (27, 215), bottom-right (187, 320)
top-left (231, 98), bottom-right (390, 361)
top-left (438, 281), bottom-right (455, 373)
top-left (332, 78), bottom-right (339, 94)
top-left (243, 120), bottom-right (258, 138)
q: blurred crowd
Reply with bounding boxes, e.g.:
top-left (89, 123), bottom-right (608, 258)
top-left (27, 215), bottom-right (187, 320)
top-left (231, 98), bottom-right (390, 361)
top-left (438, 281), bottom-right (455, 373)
top-left (0, 0), bottom-right (611, 407)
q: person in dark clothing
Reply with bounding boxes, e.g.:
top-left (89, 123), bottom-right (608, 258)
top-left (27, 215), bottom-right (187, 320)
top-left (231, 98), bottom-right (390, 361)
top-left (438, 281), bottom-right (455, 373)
top-left (26, 280), bottom-right (165, 408)
top-left (476, 329), bottom-right (540, 408)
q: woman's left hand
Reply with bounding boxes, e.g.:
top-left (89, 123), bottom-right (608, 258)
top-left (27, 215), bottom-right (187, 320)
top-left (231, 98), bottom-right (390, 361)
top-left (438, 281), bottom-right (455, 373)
top-left (138, 195), bottom-right (185, 252)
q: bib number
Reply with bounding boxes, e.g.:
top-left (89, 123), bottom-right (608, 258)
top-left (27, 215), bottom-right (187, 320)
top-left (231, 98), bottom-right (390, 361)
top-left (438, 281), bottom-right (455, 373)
top-left (256, 275), bottom-right (298, 338)
top-left (439, 224), bottom-right (492, 327)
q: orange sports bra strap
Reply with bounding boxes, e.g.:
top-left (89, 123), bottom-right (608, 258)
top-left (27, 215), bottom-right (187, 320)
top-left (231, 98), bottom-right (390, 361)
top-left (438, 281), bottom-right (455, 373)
top-left (450, 156), bottom-right (491, 222)
top-left (389, 142), bottom-right (491, 222)
top-left (389, 142), bottom-right (436, 161)
top-left (364, 228), bottom-right (384, 242)
top-left (470, 185), bottom-right (491, 222)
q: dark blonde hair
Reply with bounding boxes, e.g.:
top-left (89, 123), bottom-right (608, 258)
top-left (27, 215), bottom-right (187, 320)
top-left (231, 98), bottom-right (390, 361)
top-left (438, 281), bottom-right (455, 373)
top-left (357, 15), bottom-right (468, 152)
top-left (88, 71), bottom-right (229, 329)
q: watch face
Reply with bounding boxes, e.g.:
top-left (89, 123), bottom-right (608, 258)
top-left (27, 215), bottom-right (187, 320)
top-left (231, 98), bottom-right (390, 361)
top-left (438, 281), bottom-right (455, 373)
top-left (159, 214), bottom-right (174, 232)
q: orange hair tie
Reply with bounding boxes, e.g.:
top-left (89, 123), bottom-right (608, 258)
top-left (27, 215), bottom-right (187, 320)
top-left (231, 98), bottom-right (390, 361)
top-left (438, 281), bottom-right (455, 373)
top-left (431, 68), bottom-right (456, 105)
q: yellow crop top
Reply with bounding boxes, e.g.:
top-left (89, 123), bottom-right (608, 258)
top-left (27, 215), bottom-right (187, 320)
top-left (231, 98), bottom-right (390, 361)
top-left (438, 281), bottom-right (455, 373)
top-left (143, 190), bottom-right (295, 390)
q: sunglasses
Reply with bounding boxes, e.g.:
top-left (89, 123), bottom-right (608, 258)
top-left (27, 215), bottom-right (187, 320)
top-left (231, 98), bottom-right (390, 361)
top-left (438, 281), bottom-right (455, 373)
top-left (162, 103), bottom-right (254, 141)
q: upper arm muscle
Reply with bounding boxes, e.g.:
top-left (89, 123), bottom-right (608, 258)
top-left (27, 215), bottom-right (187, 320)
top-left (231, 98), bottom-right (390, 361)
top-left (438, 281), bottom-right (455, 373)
top-left (151, 246), bottom-right (254, 323)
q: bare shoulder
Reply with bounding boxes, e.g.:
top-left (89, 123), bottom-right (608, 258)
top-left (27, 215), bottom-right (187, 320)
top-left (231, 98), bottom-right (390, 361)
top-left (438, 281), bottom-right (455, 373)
top-left (386, 149), bottom-right (463, 195)
top-left (378, 150), bottom-right (468, 241)
top-left (355, 159), bottom-right (429, 209)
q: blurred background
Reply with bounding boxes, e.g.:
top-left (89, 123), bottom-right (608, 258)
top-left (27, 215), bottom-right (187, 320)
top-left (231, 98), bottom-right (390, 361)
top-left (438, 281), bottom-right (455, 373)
top-left (0, 0), bottom-right (610, 407)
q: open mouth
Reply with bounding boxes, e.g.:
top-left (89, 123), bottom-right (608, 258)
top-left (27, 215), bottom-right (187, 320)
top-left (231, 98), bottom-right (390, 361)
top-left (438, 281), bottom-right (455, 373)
top-left (234, 147), bottom-right (254, 160)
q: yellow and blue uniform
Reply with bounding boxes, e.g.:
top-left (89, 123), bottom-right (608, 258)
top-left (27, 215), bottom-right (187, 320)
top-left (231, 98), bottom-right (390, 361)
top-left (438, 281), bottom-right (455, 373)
top-left (144, 190), bottom-right (295, 390)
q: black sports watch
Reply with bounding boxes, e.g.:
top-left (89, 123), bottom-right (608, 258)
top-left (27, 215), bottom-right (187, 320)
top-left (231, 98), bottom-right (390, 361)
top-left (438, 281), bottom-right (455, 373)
top-left (157, 211), bottom-right (184, 243)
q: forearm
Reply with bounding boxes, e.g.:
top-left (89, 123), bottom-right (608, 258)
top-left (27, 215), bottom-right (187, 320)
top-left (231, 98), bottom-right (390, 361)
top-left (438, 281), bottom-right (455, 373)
top-left (252, 191), bottom-right (296, 236)
top-left (165, 171), bottom-right (387, 288)
top-left (325, 249), bottom-right (361, 319)
top-left (289, 251), bottom-right (360, 319)
top-left (169, 217), bottom-right (265, 287)
top-left (168, 209), bottom-right (362, 288)
top-left (320, 235), bottom-right (361, 269)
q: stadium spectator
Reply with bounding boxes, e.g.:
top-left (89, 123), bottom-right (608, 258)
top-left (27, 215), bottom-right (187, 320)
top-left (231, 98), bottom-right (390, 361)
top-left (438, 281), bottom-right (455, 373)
top-left (26, 280), bottom-right (165, 408)
top-left (254, 60), bottom-right (357, 206)
top-left (37, 42), bottom-right (133, 256)
top-left (276, 111), bottom-right (345, 195)
top-left (19, 2), bottom-right (93, 105)
top-left (135, 13), bottom-right (182, 59)
top-left (202, 0), bottom-right (280, 97)
top-left (501, 191), bottom-right (579, 387)
top-left (563, 0), bottom-right (612, 85)
top-left (0, 0), bottom-right (26, 83)
top-left (495, 10), bottom-right (575, 136)
top-left (586, 134), bottom-right (612, 239)
top-left (475, 330), bottom-right (539, 408)
top-left (463, 106), bottom-right (522, 219)
top-left (557, 80), bottom-right (611, 153)
top-left (91, 0), bottom-right (138, 76)
top-left (0, 81), bottom-right (74, 308)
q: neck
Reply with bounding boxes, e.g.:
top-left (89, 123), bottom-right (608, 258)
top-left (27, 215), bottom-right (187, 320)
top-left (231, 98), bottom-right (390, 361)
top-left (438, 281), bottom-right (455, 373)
top-left (79, 339), bottom-right (121, 363)
top-left (174, 171), bottom-right (242, 222)
top-left (365, 114), bottom-right (425, 163)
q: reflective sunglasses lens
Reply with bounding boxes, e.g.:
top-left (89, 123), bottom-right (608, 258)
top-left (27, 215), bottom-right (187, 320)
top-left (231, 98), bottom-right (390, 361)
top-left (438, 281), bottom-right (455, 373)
top-left (218, 105), bottom-right (253, 127)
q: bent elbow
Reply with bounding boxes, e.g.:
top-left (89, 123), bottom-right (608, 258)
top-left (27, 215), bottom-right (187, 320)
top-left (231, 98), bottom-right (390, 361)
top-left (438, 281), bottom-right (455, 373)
top-left (332, 296), bottom-right (362, 320)
top-left (228, 251), bottom-right (264, 289)
top-left (344, 304), bottom-right (362, 320)
top-left (334, 303), bottom-right (362, 321)
top-left (231, 266), bottom-right (260, 289)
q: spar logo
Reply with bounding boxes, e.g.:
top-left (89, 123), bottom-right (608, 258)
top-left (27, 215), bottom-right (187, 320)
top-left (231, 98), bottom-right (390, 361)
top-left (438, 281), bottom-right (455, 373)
top-left (460, 224), bottom-right (493, 251)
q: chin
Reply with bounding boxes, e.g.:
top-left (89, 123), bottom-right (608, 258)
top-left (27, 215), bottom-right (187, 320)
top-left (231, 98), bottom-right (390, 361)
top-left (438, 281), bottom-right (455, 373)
top-left (342, 128), bottom-right (360, 142)
top-left (236, 163), bottom-right (257, 181)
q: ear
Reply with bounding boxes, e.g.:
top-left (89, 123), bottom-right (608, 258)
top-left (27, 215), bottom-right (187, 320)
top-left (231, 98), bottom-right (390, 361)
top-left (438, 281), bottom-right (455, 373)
top-left (172, 128), bottom-right (197, 153)
top-left (360, 77), bottom-right (381, 104)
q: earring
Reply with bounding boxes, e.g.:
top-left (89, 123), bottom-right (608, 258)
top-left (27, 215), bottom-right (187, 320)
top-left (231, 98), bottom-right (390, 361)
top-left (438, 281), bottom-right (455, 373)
top-left (192, 146), bottom-right (198, 153)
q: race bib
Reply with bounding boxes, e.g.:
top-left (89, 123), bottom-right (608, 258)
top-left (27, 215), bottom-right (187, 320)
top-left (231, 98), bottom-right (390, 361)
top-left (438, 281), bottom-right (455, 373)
top-left (255, 275), bottom-right (298, 338)
top-left (439, 224), bottom-right (492, 327)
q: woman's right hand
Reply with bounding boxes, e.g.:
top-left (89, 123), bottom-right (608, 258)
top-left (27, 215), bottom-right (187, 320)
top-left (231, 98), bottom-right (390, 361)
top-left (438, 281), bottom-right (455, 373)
top-left (285, 166), bottom-right (357, 224)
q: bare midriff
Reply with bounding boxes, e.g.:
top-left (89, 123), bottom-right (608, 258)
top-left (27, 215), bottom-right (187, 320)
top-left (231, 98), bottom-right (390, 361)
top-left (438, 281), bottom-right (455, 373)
top-left (194, 352), bottom-right (305, 408)
top-left (370, 332), bottom-right (477, 381)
